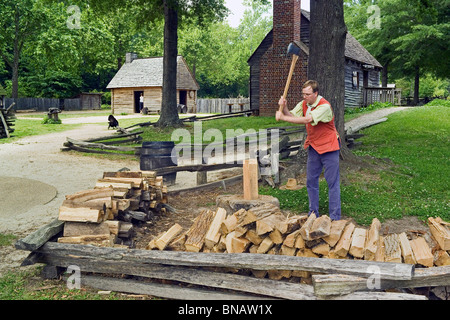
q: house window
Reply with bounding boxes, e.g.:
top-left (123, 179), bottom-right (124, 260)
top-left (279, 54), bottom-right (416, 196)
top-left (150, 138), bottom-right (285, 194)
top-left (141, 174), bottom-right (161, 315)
top-left (352, 71), bottom-right (360, 89)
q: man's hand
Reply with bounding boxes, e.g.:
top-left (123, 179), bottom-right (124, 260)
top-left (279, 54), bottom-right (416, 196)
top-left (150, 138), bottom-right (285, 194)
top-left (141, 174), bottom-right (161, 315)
top-left (278, 96), bottom-right (287, 109)
top-left (276, 110), bottom-right (283, 122)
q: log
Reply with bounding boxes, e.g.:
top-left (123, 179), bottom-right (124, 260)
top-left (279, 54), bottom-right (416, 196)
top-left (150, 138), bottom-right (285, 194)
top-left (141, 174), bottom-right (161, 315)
top-left (434, 250), bottom-right (450, 266)
top-left (334, 223), bottom-right (355, 257)
top-left (220, 213), bottom-right (238, 235)
top-left (184, 209), bottom-right (215, 252)
top-left (299, 213), bottom-right (316, 241)
top-left (349, 228), bottom-right (367, 259)
top-left (384, 234), bottom-right (402, 263)
top-left (58, 206), bottom-right (103, 223)
top-left (245, 229), bottom-right (264, 245)
top-left (57, 234), bottom-right (113, 247)
top-left (243, 159), bottom-right (259, 200)
top-left (283, 229), bottom-right (302, 248)
top-left (204, 208), bottom-right (227, 249)
top-left (15, 219), bottom-right (64, 251)
top-left (364, 218), bottom-right (381, 260)
top-left (240, 203), bottom-right (281, 226)
top-left (428, 217), bottom-right (450, 250)
top-left (155, 224), bottom-right (183, 250)
top-left (410, 237), bottom-right (434, 267)
top-left (63, 221), bottom-right (111, 237)
top-left (256, 213), bottom-right (286, 235)
top-left (225, 231), bottom-right (251, 253)
top-left (398, 232), bottom-right (416, 265)
top-left (323, 219), bottom-right (348, 247)
top-left (256, 237), bottom-right (274, 254)
top-left (65, 187), bottom-right (114, 202)
top-left (309, 215), bottom-right (331, 240)
top-left (312, 266), bottom-right (450, 297)
top-left (277, 215), bottom-right (305, 234)
top-left (35, 242), bottom-right (415, 280)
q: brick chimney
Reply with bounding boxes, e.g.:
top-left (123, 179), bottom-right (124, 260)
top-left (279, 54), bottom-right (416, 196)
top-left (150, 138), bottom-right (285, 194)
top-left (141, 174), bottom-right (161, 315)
top-left (259, 0), bottom-right (305, 116)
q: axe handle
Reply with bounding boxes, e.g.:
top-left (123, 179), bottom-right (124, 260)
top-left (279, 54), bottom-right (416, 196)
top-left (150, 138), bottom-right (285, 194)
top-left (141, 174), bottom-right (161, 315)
top-left (280, 54), bottom-right (299, 113)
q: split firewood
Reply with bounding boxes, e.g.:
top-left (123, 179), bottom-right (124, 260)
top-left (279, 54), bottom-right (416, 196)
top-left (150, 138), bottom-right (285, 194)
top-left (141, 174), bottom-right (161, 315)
top-left (268, 228), bottom-right (284, 244)
top-left (225, 231), bottom-right (251, 253)
top-left (433, 250), bottom-right (450, 266)
top-left (65, 187), bottom-right (114, 203)
top-left (410, 237), bottom-right (434, 267)
top-left (323, 219), bottom-right (348, 247)
top-left (255, 212), bottom-right (286, 236)
top-left (58, 206), bottom-right (104, 223)
top-left (241, 203), bottom-right (281, 226)
top-left (428, 217), bottom-right (450, 251)
top-left (364, 218), bottom-right (381, 260)
top-left (296, 248), bottom-right (319, 258)
top-left (311, 241), bottom-right (330, 256)
top-left (204, 208), bottom-right (227, 249)
top-left (63, 221), bottom-right (110, 237)
top-left (334, 222), bottom-right (355, 257)
top-left (276, 215), bottom-right (305, 234)
top-left (256, 236), bottom-right (274, 254)
top-left (374, 235), bottom-right (386, 262)
top-left (299, 213), bottom-right (316, 241)
top-left (245, 228), bottom-right (264, 245)
top-left (57, 234), bottom-right (113, 247)
top-left (220, 213), bottom-right (239, 235)
top-left (384, 233), bottom-right (402, 263)
top-left (309, 215), bottom-right (331, 240)
top-left (184, 209), bottom-right (215, 252)
top-left (398, 232), bottom-right (416, 265)
top-left (280, 244), bottom-right (297, 256)
top-left (349, 228), bottom-right (367, 259)
top-left (283, 229), bottom-right (302, 248)
top-left (155, 223), bottom-right (183, 250)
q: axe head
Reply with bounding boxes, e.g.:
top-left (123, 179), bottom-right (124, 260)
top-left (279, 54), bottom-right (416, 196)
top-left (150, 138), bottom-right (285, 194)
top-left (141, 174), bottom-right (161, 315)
top-left (287, 42), bottom-right (301, 57)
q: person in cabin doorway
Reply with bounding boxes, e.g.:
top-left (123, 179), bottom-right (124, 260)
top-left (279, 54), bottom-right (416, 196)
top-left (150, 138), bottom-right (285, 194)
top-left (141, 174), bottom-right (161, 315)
top-left (276, 80), bottom-right (341, 221)
top-left (139, 93), bottom-right (144, 113)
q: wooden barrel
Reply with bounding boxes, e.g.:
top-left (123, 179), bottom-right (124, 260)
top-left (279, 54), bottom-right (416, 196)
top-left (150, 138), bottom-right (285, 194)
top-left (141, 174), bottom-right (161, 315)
top-left (140, 141), bottom-right (177, 185)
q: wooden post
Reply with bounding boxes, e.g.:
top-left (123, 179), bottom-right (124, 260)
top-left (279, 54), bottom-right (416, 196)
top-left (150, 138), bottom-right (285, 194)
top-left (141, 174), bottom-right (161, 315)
top-left (243, 159), bottom-right (259, 200)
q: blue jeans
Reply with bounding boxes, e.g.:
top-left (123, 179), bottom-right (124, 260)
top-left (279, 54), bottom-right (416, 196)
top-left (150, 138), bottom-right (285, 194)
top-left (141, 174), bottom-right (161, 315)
top-left (306, 145), bottom-right (341, 220)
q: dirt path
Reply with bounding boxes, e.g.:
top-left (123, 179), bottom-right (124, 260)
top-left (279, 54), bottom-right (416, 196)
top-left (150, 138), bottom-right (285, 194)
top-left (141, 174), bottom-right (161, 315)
top-left (0, 107), bottom-right (415, 276)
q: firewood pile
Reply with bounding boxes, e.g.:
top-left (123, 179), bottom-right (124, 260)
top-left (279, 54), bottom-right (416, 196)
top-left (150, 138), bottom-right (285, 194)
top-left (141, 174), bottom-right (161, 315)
top-left (147, 203), bottom-right (450, 281)
top-left (0, 104), bottom-right (16, 138)
top-left (56, 171), bottom-right (168, 247)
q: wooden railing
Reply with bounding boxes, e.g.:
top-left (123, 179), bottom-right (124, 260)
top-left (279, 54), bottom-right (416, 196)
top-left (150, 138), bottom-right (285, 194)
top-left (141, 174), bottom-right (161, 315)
top-left (363, 87), bottom-right (402, 106)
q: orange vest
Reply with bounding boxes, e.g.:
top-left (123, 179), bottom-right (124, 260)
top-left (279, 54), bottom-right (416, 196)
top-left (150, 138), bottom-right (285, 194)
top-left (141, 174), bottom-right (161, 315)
top-left (303, 97), bottom-right (340, 154)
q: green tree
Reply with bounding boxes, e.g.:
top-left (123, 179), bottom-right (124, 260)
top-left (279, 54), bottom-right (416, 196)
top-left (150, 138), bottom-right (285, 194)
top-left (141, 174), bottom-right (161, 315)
top-left (344, 0), bottom-right (450, 105)
top-left (0, 0), bottom-right (46, 98)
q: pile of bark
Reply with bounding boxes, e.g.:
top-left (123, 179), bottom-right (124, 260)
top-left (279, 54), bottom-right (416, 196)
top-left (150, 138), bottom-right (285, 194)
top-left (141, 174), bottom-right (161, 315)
top-left (57, 171), bottom-right (168, 247)
top-left (0, 104), bottom-right (16, 138)
top-left (147, 203), bottom-right (450, 280)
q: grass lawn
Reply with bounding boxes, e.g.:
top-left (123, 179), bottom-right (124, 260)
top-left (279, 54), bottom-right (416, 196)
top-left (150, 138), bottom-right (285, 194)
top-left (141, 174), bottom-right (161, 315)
top-left (261, 105), bottom-right (450, 225)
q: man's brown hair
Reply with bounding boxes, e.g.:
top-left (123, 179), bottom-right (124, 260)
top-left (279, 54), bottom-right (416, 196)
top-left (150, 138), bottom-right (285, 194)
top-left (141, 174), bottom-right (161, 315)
top-left (302, 80), bottom-right (319, 93)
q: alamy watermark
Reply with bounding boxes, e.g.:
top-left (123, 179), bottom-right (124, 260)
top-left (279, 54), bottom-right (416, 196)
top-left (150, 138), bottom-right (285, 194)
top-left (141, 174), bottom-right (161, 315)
top-left (66, 265), bottom-right (81, 289)
top-left (66, 5), bottom-right (81, 29)
top-left (367, 5), bottom-right (381, 30)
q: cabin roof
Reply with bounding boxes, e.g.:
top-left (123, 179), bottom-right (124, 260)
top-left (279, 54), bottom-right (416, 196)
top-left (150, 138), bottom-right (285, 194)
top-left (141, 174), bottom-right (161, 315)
top-left (107, 56), bottom-right (200, 90)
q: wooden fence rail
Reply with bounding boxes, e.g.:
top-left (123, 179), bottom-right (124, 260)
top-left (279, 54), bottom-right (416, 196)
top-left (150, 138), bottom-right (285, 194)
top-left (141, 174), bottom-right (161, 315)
top-left (196, 98), bottom-right (250, 114)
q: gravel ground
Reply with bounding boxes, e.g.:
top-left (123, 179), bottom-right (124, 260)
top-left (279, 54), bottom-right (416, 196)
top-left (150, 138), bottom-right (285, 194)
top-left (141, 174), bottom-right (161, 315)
top-left (0, 107), bottom-right (412, 276)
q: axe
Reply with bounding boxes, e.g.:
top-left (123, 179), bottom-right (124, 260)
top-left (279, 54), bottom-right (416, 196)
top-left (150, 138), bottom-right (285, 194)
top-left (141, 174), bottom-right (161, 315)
top-left (279, 42), bottom-right (301, 113)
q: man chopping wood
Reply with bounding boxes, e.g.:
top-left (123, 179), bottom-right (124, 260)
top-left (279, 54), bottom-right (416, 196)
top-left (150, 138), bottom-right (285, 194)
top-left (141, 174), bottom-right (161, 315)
top-left (276, 80), bottom-right (341, 221)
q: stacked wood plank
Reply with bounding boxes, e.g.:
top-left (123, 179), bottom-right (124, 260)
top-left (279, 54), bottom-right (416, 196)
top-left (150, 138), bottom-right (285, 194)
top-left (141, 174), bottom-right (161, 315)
top-left (148, 207), bottom-right (450, 280)
top-left (0, 105), bottom-right (16, 138)
top-left (57, 170), bottom-right (168, 247)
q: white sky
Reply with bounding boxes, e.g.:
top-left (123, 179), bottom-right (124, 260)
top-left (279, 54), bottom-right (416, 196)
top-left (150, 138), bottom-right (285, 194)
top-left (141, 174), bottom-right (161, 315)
top-left (225, 0), bottom-right (311, 28)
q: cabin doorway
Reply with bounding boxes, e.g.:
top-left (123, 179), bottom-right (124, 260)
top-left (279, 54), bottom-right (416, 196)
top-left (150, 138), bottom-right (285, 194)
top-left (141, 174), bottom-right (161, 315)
top-left (134, 91), bottom-right (144, 113)
top-left (179, 90), bottom-right (187, 107)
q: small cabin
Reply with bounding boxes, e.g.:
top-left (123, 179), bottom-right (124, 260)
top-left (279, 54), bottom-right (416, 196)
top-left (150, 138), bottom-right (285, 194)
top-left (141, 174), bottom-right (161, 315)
top-left (107, 53), bottom-right (199, 114)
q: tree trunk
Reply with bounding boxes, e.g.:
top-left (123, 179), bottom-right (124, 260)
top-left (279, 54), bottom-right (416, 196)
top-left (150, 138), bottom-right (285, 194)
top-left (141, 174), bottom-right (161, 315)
top-left (11, 7), bottom-right (21, 99)
top-left (156, 0), bottom-right (182, 128)
top-left (382, 61), bottom-right (389, 87)
top-left (308, 0), bottom-right (351, 159)
top-left (413, 65), bottom-right (420, 106)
